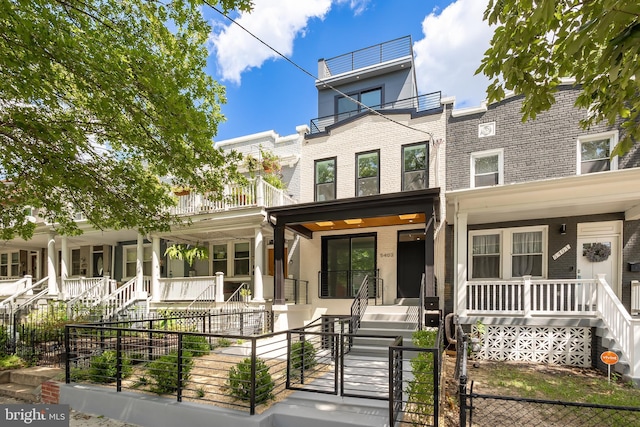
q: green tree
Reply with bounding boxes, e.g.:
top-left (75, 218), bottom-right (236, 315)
top-left (0, 0), bottom-right (253, 240)
top-left (478, 1), bottom-right (640, 156)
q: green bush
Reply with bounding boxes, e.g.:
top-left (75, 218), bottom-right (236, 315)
top-left (406, 329), bottom-right (439, 425)
top-left (227, 357), bottom-right (274, 404)
top-left (182, 334), bottom-right (210, 356)
top-left (290, 340), bottom-right (317, 371)
top-left (89, 350), bottom-right (132, 383)
top-left (146, 350), bottom-right (194, 394)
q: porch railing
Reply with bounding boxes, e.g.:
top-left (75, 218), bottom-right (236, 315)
top-left (185, 283), bottom-right (217, 312)
top-left (96, 277), bottom-right (150, 320)
top-left (0, 276), bottom-right (47, 310)
top-left (63, 276), bottom-right (114, 300)
top-left (465, 276), bottom-right (598, 317)
top-left (632, 280), bottom-right (640, 315)
top-left (221, 283), bottom-right (250, 313)
top-left (350, 275), bottom-right (370, 335)
top-left (169, 176), bottom-right (295, 216)
top-left (157, 276), bottom-right (215, 301)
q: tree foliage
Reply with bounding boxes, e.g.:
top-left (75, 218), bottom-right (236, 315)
top-left (478, 1), bottom-right (640, 156)
top-left (0, 0), bottom-right (253, 240)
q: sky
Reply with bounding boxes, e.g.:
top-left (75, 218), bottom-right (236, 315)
top-left (203, 0), bottom-right (494, 142)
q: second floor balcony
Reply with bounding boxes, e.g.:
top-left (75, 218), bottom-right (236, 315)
top-left (309, 91), bottom-right (442, 135)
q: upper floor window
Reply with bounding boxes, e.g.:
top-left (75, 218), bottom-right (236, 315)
top-left (471, 149), bottom-right (503, 188)
top-left (336, 87), bottom-right (382, 120)
top-left (577, 132), bottom-right (618, 174)
top-left (356, 150), bottom-right (380, 196)
top-left (469, 226), bottom-right (546, 279)
top-left (315, 158), bottom-right (336, 201)
top-left (402, 142), bottom-right (428, 191)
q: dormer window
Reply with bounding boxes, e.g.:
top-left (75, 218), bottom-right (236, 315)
top-left (336, 87), bottom-right (382, 121)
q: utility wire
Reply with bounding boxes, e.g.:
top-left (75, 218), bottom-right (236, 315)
top-left (204, 1), bottom-right (436, 139)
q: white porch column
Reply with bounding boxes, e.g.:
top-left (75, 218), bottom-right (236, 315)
top-left (455, 211), bottom-right (468, 316)
top-left (215, 271), bottom-right (225, 302)
top-left (256, 175), bottom-right (264, 206)
top-left (47, 232), bottom-right (58, 296)
top-left (136, 233), bottom-right (145, 297)
top-left (151, 236), bottom-right (161, 302)
top-left (60, 236), bottom-right (69, 297)
top-left (253, 227), bottom-right (265, 302)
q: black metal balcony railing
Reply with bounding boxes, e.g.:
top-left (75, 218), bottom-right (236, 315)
top-left (319, 36), bottom-right (412, 79)
top-left (318, 269), bottom-right (380, 299)
top-left (309, 91), bottom-right (442, 134)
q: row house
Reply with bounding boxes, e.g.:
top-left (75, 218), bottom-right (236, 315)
top-left (445, 84), bottom-right (640, 381)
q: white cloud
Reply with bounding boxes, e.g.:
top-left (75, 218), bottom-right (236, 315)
top-left (336, 0), bottom-right (371, 16)
top-left (413, 0), bottom-right (494, 108)
top-left (210, 0), bottom-right (332, 84)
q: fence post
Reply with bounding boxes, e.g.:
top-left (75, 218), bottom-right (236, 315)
top-left (65, 326), bottom-right (71, 384)
top-left (116, 329), bottom-right (122, 392)
top-left (240, 312), bottom-right (245, 336)
top-left (177, 333), bottom-right (183, 402)
top-left (459, 335), bottom-right (469, 427)
top-left (285, 331), bottom-right (291, 389)
top-left (250, 338), bottom-right (257, 415)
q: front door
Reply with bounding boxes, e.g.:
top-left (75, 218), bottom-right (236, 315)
top-left (397, 230), bottom-right (425, 298)
top-left (576, 221), bottom-right (621, 298)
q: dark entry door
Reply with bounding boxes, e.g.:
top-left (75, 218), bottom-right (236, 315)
top-left (397, 230), bottom-right (425, 298)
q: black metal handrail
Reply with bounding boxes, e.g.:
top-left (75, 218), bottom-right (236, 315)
top-left (309, 91), bottom-right (441, 134)
top-left (317, 269), bottom-right (378, 299)
top-left (418, 273), bottom-right (426, 330)
top-left (350, 275), bottom-right (369, 336)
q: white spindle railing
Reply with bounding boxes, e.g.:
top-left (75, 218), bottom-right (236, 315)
top-left (221, 283), bottom-right (249, 313)
top-left (595, 275), bottom-right (640, 379)
top-left (63, 277), bottom-right (108, 299)
top-left (0, 276), bottom-right (33, 300)
top-left (465, 277), bottom-right (598, 317)
top-left (185, 284), bottom-right (217, 312)
top-left (0, 276), bottom-right (47, 309)
top-left (631, 280), bottom-right (640, 315)
top-left (97, 277), bottom-right (138, 319)
top-left (169, 178), bottom-right (295, 216)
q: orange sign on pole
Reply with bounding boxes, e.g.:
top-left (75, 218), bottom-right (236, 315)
top-left (601, 351), bottom-right (619, 365)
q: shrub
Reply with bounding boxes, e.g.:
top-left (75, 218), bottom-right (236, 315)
top-left (89, 350), bottom-right (132, 383)
top-left (216, 338), bottom-right (232, 348)
top-left (290, 340), bottom-right (317, 371)
top-left (227, 357), bottom-right (274, 404)
top-left (406, 329), bottom-right (439, 425)
top-left (182, 334), bottom-right (210, 356)
top-left (147, 350), bottom-right (194, 394)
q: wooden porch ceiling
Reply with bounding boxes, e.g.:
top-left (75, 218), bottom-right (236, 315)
top-left (303, 213), bottom-right (426, 232)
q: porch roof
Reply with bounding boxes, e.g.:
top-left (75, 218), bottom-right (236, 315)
top-left (445, 168), bottom-right (640, 225)
top-left (266, 188), bottom-right (440, 238)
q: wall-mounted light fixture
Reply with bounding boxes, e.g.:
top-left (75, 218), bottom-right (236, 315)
top-left (560, 224), bottom-right (567, 235)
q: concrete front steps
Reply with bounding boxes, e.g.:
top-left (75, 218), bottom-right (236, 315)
top-left (0, 366), bottom-right (62, 402)
top-left (350, 303), bottom-right (419, 357)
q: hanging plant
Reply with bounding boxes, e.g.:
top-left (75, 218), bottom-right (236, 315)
top-left (164, 244), bottom-right (209, 267)
top-left (584, 242), bottom-right (611, 262)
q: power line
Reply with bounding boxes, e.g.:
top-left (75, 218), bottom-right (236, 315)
top-left (204, 1), bottom-right (436, 139)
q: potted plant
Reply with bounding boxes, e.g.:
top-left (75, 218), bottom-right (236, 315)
top-left (263, 173), bottom-right (286, 190)
top-left (172, 185), bottom-right (191, 196)
top-left (259, 147), bottom-right (281, 174)
top-left (240, 287), bottom-right (251, 303)
top-left (164, 243), bottom-right (209, 270)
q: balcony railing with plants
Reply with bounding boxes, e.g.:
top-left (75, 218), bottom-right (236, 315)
top-left (309, 91), bottom-right (442, 134)
top-left (170, 176), bottom-right (295, 216)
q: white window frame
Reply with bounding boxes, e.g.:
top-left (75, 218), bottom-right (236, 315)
top-left (0, 251), bottom-right (20, 278)
top-left (576, 131), bottom-right (618, 175)
top-left (232, 240), bottom-right (252, 277)
top-left (470, 148), bottom-right (504, 188)
top-left (123, 244), bottom-right (152, 279)
top-left (468, 226), bottom-right (548, 280)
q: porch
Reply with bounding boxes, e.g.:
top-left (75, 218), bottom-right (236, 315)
top-left (456, 275), bottom-right (640, 382)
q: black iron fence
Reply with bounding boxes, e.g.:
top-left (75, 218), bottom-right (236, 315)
top-left (455, 325), bottom-right (640, 427)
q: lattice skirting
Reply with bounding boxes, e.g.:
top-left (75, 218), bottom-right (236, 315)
top-left (473, 325), bottom-right (591, 367)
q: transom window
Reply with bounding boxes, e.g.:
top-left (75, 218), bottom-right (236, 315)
top-left (356, 150), bottom-right (380, 196)
top-left (402, 142), bottom-right (428, 191)
top-left (336, 87), bottom-right (382, 120)
top-left (578, 132), bottom-right (618, 174)
top-left (321, 234), bottom-right (376, 298)
top-left (469, 227), bottom-right (546, 279)
top-left (315, 157), bottom-right (336, 201)
top-left (470, 149), bottom-right (503, 188)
